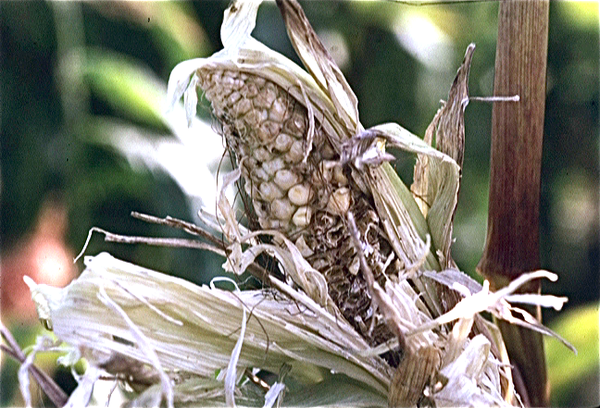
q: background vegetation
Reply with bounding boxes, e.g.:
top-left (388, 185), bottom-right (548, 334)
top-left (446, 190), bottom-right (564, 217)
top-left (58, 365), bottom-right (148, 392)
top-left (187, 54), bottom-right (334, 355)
top-left (1, 1), bottom-right (598, 406)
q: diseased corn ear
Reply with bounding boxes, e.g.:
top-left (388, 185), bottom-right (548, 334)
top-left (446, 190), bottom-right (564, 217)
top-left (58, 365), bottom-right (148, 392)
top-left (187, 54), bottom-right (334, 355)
top-left (197, 65), bottom-right (401, 350)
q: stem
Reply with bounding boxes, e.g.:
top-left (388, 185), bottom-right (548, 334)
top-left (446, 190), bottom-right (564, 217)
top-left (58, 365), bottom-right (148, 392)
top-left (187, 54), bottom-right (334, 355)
top-left (1, 324), bottom-right (68, 407)
top-left (477, 0), bottom-right (550, 406)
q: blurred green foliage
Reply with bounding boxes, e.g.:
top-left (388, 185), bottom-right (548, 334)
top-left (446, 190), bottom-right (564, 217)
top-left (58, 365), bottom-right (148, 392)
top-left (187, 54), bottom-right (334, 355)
top-left (1, 1), bottom-right (597, 407)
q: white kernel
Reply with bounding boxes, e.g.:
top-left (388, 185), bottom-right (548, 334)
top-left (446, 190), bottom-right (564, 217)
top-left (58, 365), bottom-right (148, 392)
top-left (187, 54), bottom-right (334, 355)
top-left (258, 121), bottom-right (281, 143)
top-left (227, 91), bottom-right (241, 105)
top-left (245, 82), bottom-right (259, 98)
top-left (292, 206), bottom-right (312, 228)
top-left (259, 182), bottom-right (284, 200)
top-left (284, 111), bottom-right (306, 134)
top-left (319, 161), bottom-right (336, 182)
top-left (264, 218), bottom-right (289, 230)
top-left (253, 85), bottom-right (277, 108)
top-left (274, 169), bottom-right (301, 190)
top-left (262, 157), bottom-right (286, 175)
top-left (285, 140), bottom-right (305, 163)
top-left (269, 97), bottom-right (287, 122)
top-left (332, 165), bottom-right (348, 185)
top-left (208, 70), bottom-right (222, 84)
top-left (253, 147), bottom-right (272, 162)
top-left (271, 198), bottom-right (295, 220)
top-left (250, 167), bottom-right (269, 182)
top-left (274, 133), bottom-right (293, 152)
top-left (221, 73), bottom-right (236, 89)
top-left (245, 109), bottom-right (268, 127)
top-left (288, 183), bottom-right (313, 206)
top-left (326, 187), bottom-right (351, 215)
top-left (253, 76), bottom-right (266, 87)
top-left (235, 98), bottom-right (252, 115)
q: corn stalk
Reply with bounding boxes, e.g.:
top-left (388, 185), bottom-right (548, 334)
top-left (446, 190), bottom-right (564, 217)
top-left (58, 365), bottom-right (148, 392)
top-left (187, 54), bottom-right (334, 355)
top-left (477, 1), bottom-right (551, 406)
top-left (20, 1), bottom-right (572, 407)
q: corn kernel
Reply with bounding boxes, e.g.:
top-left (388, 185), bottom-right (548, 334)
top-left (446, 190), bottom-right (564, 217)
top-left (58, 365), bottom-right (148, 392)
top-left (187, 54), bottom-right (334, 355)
top-left (274, 169), bottom-right (301, 190)
top-left (259, 182), bottom-right (284, 200)
top-left (245, 109), bottom-right (268, 127)
top-left (250, 167), bottom-right (270, 182)
top-left (253, 147), bottom-right (272, 162)
top-left (274, 133), bottom-right (293, 152)
top-left (332, 165), bottom-right (348, 185)
top-left (271, 198), bottom-right (295, 220)
top-left (269, 97), bottom-right (287, 122)
top-left (262, 157), bottom-right (286, 175)
top-left (326, 187), bottom-right (351, 215)
top-left (288, 184), bottom-right (313, 206)
top-left (253, 84), bottom-right (277, 108)
top-left (285, 140), bottom-right (305, 163)
top-left (292, 206), bottom-right (312, 227)
top-left (259, 121), bottom-right (282, 143)
top-left (235, 98), bottom-right (252, 116)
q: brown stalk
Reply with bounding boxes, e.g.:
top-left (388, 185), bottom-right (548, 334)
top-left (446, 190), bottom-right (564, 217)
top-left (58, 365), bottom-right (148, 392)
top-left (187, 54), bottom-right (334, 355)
top-left (476, 0), bottom-right (550, 406)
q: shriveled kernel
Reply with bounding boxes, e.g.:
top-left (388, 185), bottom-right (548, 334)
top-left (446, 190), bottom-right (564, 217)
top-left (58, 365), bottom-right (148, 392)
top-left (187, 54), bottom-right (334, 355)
top-left (288, 183), bottom-right (313, 206)
top-left (284, 110), bottom-right (306, 134)
top-left (250, 167), bottom-right (270, 182)
top-left (253, 147), bottom-right (272, 162)
top-left (255, 127), bottom-right (272, 144)
top-left (274, 133), bottom-right (293, 152)
top-left (274, 169), bottom-right (301, 190)
top-left (269, 97), bottom-right (288, 122)
top-left (292, 206), bottom-right (312, 227)
top-left (253, 85), bottom-right (277, 108)
top-left (319, 161), bottom-right (336, 182)
top-left (245, 109), bottom-right (268, 127)
top-left (235, 98), bottom-right (253, 116)
top-left (262, 157), bottom-right (286, 175)
top-left (244, 82), bottom-right (259, 98)
top-left (332, 165), bottom-right (348, 185)
top-left (326, 187), bottom-right (351, 215)
top-left (271, 198), bottom-right (296, 220)
top-left (259, 182), bottom-right (284, 200)
top-left (259, 121), bottom-right (282, 142)
top-left (263, 218), bottom-right (289, 230)
top-left (227, 91), bottom-right (242, 105)
top-left (285, 140), bottom-right (305, 163)
top-left (244, 156), bottom-right (258, 169)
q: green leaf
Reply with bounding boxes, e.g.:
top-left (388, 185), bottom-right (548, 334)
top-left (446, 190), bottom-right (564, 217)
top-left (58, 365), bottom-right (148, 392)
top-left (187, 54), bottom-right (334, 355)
top-left (546, 303), bottom-right (599, 405)
top-left (83, 49), bottom-right (168, 130)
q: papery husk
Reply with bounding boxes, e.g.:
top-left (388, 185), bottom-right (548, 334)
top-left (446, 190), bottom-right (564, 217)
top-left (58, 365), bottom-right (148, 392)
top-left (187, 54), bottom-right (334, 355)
top-left (27, 252), bottom-right (391, 407)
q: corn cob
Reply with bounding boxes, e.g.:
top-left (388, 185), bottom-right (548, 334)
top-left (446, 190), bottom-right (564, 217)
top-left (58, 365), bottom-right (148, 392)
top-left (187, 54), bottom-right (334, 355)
top-left (198, 68), bottom-right (398, 350)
